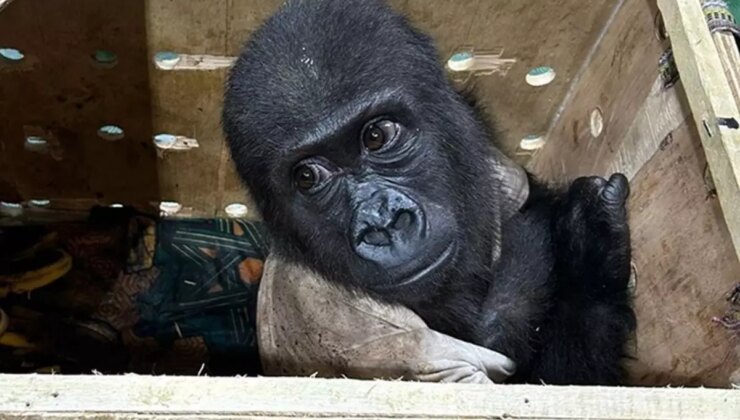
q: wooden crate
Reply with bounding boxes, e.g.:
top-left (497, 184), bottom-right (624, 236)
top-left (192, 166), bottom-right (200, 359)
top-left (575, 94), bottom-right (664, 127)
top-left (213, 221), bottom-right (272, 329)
top-left (0, 0), bottom-right (739, 417)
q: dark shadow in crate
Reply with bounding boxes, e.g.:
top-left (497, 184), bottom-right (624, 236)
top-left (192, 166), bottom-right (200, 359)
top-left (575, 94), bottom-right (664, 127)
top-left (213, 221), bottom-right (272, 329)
top-left (0, 0), bottom-right (159, 209)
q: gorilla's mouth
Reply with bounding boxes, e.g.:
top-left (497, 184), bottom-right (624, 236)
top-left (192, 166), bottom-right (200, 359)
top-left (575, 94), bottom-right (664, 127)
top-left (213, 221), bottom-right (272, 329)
top-left (381, 241), bottom-right (457, 289)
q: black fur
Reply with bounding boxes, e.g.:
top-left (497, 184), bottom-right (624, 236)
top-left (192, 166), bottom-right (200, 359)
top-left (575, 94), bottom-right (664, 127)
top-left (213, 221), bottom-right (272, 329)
top-left (223, 0), bottom-right (635, 385)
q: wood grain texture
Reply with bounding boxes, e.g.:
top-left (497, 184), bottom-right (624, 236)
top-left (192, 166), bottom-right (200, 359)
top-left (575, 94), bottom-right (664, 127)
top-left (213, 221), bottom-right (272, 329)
top-left (605, 78), bottom-right (689, 180)
top-left (658, 0), bottom-right (740, 262)
top-left (712, 32), bottom-right (740, 108)
top-left (626, 119), bottom-right (740, 387)
top-left (528, 0), bottom-right (665, 180)
top-left (522, 0), bottom-right (740, 386)
top-left (0, 374), bottom-right (739, 419)
top-left (145, 0), bottom-right (229, 216)
top-left (465, 0), bottom-right (620, 158)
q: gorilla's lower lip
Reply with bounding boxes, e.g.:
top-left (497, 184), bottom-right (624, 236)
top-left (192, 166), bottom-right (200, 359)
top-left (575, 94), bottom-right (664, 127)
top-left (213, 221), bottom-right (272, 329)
top-left (380, 242), bottom-right (456, 289)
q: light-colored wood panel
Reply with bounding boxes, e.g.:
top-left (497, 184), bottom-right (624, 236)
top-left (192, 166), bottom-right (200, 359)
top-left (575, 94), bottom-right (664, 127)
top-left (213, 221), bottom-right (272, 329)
top-left (0, 375), bottom-right (739, 419)
top-left (469, 0), bottom-right (620, 157)
top-left (226, 0), bottom-right (283, 55)
top-left (147, 69), bottom-right (229, 214)
top-left (529, 0), bottom-right (665, 179)
top-left (146, 0), bottom-right (228, 54)
top-left (658, 0), bottom-right (740, 262)
top-left (605, 78), bottom-right (689, 179)
top-left (145, 0), bottom-right (229, 215)
top-left (626, 119), bottom-right (740, 387)
top-left (520, 0), bottom-right (740, 386)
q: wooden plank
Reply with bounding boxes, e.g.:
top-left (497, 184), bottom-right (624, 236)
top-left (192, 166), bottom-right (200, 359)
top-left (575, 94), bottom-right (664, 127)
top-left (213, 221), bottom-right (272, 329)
top-left (528, 0), bottom-right (665, 179)
top-left (0, 375), bottom-right (739, 419)
top-left (144, 0), bottom-right (229, 217)
top-left (712, 31), bottom-right (740, 107)
top-left (605, 78), bottom-right (689, 179)
top-left (658, 0), bottom-right (740, 262)
top-left (626, 118), bottom-right (740, 387)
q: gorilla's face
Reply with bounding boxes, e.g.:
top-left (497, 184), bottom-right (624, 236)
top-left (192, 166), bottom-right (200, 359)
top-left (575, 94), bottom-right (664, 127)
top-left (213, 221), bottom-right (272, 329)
top-left (281, 104), bottom-right (460, 291)
top-left (224, 0), bottom-right (497, 299)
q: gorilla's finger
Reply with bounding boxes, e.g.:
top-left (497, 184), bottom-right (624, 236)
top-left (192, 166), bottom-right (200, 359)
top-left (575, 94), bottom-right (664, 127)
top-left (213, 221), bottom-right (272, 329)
top-left (601, 173), bottom-right (630, 205)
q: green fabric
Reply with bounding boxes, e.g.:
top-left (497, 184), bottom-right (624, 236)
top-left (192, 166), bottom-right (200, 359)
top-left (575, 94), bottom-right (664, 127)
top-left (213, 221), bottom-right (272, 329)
top-left (729, 0), bottom-right (740, 20)
top-left (135, 218), bottom-right (269, 375)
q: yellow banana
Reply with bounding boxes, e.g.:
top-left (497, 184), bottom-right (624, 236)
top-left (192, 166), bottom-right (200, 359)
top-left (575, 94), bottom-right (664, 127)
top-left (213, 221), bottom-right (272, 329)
top-left (0, 332), bottom-right (35, 349)
top-left (0, 308), bottom-right (7, 335)
top-left (0, 249), bottom-right (72, 295)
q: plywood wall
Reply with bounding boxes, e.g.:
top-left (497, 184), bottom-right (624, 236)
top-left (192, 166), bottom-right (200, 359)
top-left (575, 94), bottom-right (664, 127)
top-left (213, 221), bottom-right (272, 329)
top-left (0, 0), bottom-right (157, 211)
top-left (0, 0), bottom-right (620, 217)
top-left (530, 0), bottom-right (740, 387)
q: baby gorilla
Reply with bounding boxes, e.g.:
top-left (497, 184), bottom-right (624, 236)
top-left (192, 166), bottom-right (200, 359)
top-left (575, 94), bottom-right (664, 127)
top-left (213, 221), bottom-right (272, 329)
top-left (223, 0), bottom-right (635, 385)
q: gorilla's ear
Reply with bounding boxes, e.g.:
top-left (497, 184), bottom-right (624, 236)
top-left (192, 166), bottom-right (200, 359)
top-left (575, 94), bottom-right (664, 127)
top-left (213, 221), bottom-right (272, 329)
top-left (489, 151), bottom-right (529, 219)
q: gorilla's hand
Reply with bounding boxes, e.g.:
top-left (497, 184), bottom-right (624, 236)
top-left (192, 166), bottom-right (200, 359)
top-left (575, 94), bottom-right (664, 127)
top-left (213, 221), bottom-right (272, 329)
top-left (555, 173), bottom-right (631, 297)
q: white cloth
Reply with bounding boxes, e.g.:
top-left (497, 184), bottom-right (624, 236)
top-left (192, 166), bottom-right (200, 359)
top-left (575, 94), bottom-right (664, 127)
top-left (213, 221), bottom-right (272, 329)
top-left (257, 257), bottom-right (516, 383)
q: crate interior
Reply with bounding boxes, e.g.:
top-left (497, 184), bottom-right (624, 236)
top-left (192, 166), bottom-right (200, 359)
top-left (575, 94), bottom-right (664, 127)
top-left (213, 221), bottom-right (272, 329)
top-left (0, 0), bottom-right (738, 389)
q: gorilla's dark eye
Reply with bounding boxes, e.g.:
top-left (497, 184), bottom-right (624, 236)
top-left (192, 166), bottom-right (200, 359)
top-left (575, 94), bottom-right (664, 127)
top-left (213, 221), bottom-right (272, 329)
top-left (362, 120), bottom-right (399, 152)
top-left (293, 163), bottom-right (330, 191)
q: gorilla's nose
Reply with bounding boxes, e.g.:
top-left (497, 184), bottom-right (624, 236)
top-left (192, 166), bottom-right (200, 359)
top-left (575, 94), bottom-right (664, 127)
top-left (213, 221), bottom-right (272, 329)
top-left (351, 189), bottom-right (425, 265)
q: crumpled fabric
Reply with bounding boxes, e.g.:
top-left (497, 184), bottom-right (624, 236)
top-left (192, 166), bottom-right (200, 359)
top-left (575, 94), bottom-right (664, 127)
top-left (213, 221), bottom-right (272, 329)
top-left (257, 257), bottom-right (516, 383)
top-left (256, 152), bottom-right (529, 384)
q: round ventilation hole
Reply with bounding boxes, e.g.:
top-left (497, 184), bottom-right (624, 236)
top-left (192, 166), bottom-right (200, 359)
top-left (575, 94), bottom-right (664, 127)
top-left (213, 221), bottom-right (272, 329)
top-left (0, 201), bottom-right (23, 217)
top-left (590, 107), bottom-right (605, 138)
top-left (526, 66), bottom-right (556, 87)
top-left (159, 201), bottom-right (182, 215)
top-left (447, 51), bottom-right (475, 72)
top-left (225, 203), bottom-right (249, 218)
top-left (519, 135), bottom-right (546, 151)
top-left (28, 199), bottom-right (51, 208)
top-left (153, 134), bottom-right (177, 148)
top-left (25, 136), bottom-right (47, 146)
top-left (98, 125), bottom-right (125, 141)
top-left (0, 48), bottom-right (24, 62)
top-left (92, 50), bottom-right (118, 68)
top-left (154, 52), bottom-right (181, 70)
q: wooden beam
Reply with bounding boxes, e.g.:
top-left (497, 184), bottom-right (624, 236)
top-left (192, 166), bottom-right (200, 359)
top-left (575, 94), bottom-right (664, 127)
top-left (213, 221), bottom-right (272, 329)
top-left (658, 0), bottom-right (740, 262)
top-left (605, 77), bottom-right (689, 180)
top-left (0, 375), bottom-right (738, 419)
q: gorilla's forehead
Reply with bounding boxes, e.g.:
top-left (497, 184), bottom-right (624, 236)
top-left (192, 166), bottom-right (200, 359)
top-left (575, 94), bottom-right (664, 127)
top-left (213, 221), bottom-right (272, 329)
top-left (229, 0), bottom-right (443, 137)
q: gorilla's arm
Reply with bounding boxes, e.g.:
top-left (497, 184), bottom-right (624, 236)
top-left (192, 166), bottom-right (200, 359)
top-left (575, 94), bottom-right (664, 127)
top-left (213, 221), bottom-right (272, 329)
top-left (472, 174), bottom-right (635, 384)
top-left (533, 173), bottom-right (635, 385)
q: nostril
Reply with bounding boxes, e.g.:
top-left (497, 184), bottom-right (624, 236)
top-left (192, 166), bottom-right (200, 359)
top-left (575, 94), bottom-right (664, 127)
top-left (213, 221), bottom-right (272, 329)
top-left (391, 210), bottom-right (414, 231)
top-left (361, 228), bottom-right (392, 247)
